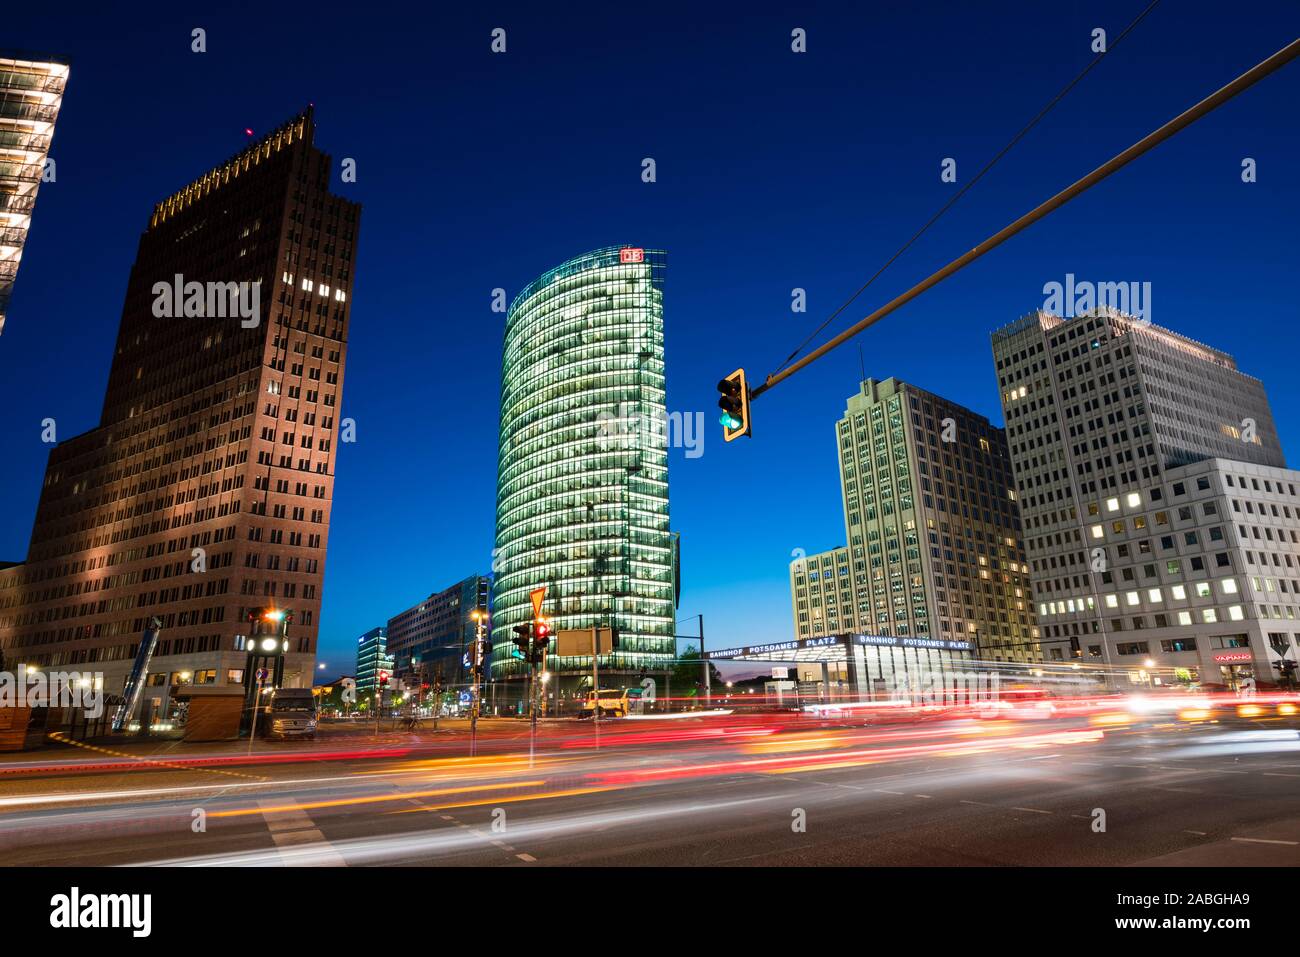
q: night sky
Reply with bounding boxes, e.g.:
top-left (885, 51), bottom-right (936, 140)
top-left (2, 1), bottom-right (1298, 678)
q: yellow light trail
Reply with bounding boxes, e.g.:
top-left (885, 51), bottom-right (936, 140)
top-left (354, 753), bottom-right (572, 779)
top-left (392, 785), bottom-right (624, 814)
top-left (211, 779), bottom-right (549, 819)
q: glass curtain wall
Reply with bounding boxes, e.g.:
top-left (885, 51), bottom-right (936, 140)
top-left (491, 247), bottom-right (675, 693)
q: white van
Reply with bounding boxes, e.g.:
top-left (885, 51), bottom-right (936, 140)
top-left (262, 687), bottom-right (318, 739)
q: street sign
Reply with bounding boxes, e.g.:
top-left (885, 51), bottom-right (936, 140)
top-left (458, 691), bottom-right (471, 705)
top-left (530, 586), bottom-right (547, 619)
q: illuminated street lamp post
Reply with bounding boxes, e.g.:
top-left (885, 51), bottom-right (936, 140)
top-left (470, 609), bottom-right (488, 756)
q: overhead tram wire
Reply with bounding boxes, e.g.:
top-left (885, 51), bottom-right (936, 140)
top-left (770, 0), bottom-right (1164, 380)
top-left (749, 35), bottom-right (1300, 402)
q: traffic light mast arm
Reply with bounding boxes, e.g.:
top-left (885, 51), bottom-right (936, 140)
top-left (744, 36), bottom-right (1300, 403)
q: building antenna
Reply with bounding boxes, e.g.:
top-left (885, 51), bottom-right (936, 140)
top-left (858, 343), bottom-right (866, 383)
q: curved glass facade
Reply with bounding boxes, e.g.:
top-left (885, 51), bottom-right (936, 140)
top-left (491, 247), bottom-right (675, 683)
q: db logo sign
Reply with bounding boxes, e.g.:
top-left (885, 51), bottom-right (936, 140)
top-left (619, 247), bottom-right (645, 264)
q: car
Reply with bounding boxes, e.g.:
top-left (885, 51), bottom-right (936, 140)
top-left (260, 687), bottom-right (319, 739)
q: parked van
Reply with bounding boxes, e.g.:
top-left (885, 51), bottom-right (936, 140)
top-left (262, 687), bottom-right (318, 740)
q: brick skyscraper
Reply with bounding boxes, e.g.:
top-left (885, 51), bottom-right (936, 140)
top-left (0, 108), bottom-right (359, 716)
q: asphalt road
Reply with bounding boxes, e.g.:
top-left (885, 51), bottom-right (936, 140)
top-left (2, 712), bottom-right (1298, 866)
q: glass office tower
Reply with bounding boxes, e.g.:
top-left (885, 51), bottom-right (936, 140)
top-left (0, 52), bottom-right (69, 336)
top-left (490, 247), bottom-right (676, 701)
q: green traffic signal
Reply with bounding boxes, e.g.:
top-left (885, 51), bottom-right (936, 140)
top-left (716, 369), bottom-right (751, 441)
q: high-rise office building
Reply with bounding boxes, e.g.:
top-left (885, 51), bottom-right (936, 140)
top-left (490, 247), bottom-right (678, 699)
top-left (0, 108), bottom-right (360, 716)
top-left (0, 51), bottom-right (69, 336)
top-left (354, 626), bottom-right (391, 697)
top-left (790, 378), bottom-right (1039, 667)
top-left (992, 310), bottom-right (1297, 687)
top-left (387, 575), bottom-right (490, 687)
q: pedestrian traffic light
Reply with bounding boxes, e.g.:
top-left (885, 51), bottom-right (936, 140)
top-left (717, 368), bottom-right (751, 441)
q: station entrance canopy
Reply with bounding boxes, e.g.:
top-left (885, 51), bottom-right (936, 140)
top-left (706, 633), bottom-right (974, 700)
top-left (705, 633), bottom-right (972, 663)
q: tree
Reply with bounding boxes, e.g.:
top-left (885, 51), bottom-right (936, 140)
top-left (670, 644), bottom-right (722, 696)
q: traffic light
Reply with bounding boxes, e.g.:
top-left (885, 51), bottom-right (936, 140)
top-left (531, 618), bottom-right (550, 664)
top-left (512, 624), bottom-right (532, 655)
top-left (717, 368), bottom-right (751, 441)
top-left (472, 637), bottom-right (493, 676)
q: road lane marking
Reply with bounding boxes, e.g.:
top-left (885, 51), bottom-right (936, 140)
top-left (258, 798), bottom-right (346, 866)
top-left (1011, 807), bottom-right (1051, 814)
top-left (1231, 837), bottom-right (1299, 846)
top-left (516, 853), bottom-right (537, 862)
top-left (262, 805), bottom-right (316, 833)
top-left (45, 733), bottom-right (267, 782)
top-left (806, 779), bottom-right (867, 791)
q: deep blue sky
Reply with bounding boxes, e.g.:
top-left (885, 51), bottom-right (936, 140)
top-left (2, 1), bottom-right (1298, 678)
